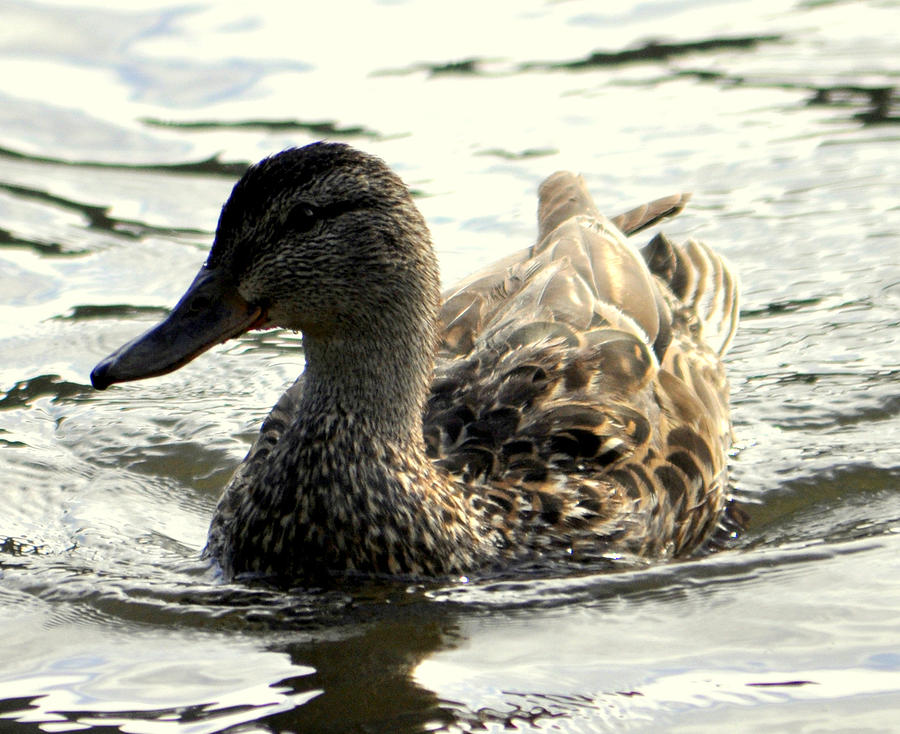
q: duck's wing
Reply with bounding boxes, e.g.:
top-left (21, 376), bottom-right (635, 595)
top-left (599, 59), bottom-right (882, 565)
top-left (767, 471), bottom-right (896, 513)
top-left (428, 172), bottom-right (740, 559)
top-left (438, 175), bottom-right (691, 357)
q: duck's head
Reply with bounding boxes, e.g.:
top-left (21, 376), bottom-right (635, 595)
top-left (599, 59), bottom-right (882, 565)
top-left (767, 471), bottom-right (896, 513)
top-left (91, 143), bottom-right (440, 391)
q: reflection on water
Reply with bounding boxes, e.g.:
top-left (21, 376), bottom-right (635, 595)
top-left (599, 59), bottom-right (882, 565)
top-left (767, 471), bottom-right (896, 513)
top-left (1, 0), bottom-right (898, 731)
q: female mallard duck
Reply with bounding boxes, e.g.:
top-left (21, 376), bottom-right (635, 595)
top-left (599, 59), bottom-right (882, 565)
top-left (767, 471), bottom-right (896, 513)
top-left (91, 142), bottom-right (740, 581)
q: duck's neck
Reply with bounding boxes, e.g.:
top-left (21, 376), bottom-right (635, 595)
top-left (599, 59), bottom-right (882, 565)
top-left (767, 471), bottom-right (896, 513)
top-left (296, 206), bottom-right (442, 448)
top-left (256, 301), bottom-right (490, 577)
top-left (298, 308), bottom-right (436, 450)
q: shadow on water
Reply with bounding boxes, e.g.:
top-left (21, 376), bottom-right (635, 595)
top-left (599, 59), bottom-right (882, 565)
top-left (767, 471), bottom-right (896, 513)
top-left (0, 556), bottom-right (717, 732)
top-left (1, 519), bottom-right (893, 733)
top-left (0, 603), bottom-right (449, 732)
top-left (0, 552), bottom-right (462, 731)
top-left (265, 614), bottom-right (456, 733)
top-left (747, 463), bottom-right (900, 547)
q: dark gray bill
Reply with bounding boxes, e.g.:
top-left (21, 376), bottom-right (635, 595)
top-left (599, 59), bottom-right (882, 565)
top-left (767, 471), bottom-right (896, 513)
top-left (91, 266), bottom-right (264, 390)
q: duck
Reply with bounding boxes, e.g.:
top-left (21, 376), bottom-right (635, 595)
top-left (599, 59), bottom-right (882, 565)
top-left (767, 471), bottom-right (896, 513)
top-left (90, 142), bottom-right (741, 581)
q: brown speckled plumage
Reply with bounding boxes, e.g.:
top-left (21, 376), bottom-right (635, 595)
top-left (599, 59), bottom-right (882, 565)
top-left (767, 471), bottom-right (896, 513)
top-left (91, 142), bottom-right (741, 582)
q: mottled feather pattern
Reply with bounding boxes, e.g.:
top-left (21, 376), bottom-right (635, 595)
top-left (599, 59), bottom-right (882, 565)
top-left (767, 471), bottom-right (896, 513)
top-left (210, 403), bottom-right (497, 578)
top-left (426, 172), bottom-right (740, 564)
top-left (189, 146), bottom-right (741, 579)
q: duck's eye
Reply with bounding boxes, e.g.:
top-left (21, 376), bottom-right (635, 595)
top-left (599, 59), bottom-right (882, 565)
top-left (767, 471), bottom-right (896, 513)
top-left (284, 203), bottom-right (319, 233)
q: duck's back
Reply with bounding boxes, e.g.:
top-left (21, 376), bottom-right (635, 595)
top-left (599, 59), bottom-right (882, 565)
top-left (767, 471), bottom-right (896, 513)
top-left (425, 172), bottom-right (740, 561)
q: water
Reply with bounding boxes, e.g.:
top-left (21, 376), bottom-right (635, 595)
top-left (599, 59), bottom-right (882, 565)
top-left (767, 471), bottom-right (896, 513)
top-left (1, 0), bottom-right (898, 731)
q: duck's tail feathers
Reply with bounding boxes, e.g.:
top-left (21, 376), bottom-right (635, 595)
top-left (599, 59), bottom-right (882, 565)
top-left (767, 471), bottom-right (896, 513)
top-left (538, 172), bottom-right (690, 242)
top-left (537, 172), bottom-right (600, 242)
top-left (641, 232), bottom-right (740, 357)
top-left (610, 192), bottom-right (692, 237)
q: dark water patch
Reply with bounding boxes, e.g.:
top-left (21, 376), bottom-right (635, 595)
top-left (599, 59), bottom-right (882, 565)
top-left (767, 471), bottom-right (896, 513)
top-left (619, 65), bottom-right (897, 127)
top-left (142, 116), bottom-right (386, 140)
top-left (113, 442), bottom-right (238, 491)
top-left (809, 85), bottom-right (898, 125)
top-left (826, 296), bottom-right (874, 313)
top-left (476, 147), bottom-right (559, 160)
top-left (0, 181), bottom-right (114, 232)
top-left (746, 679), bottom-right (817, 688)
top-left (376, 35), bottom-right (782, 79)
top-left (796, 0), bottom-right (850, 7)
top-left (673, 72), bottom-right (897, 127)
top-left (0, 696), bottom-right (41, 716)
top-left (0, 375), bottom-right (90, 411)
top-left (0, 180), bottom-right (209, 240)
top-left (374, 57), bottom-right (494, 77)
top-left (0, 429), bottom-right (26, 448)
top-left (54, 304), bottom-right (170, 321)
top-left (758, 370), bottom-right (900, 430)
top-left (521, 35), bottom-right (783, 72)
top-left (265, 615), bottom-right (457, 733)
top-left (819, 133), bottom-right (900, 148)
top-left (0, 143), bottom-right (248, 178)
top-left (0, 697), bottom-right (45, 734)
top-left (0, 226), bottom-right (88, 257)
top-left (427, 58), bottom-right (484, 76)
top-left (0, 536), bottom-right (48, 557)
top-left (741, 297), bottom-right (824, 319)
top-left (748, 463), bottom-right (900, 544)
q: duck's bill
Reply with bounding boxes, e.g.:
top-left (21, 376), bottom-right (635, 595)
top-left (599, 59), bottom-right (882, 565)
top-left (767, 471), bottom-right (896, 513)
top-left (90, 266), bottom-right (265, 390)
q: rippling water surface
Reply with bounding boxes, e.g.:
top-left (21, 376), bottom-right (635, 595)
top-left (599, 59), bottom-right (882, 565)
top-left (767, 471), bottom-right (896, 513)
top-left (1, 1), bottom-right (899, 731)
